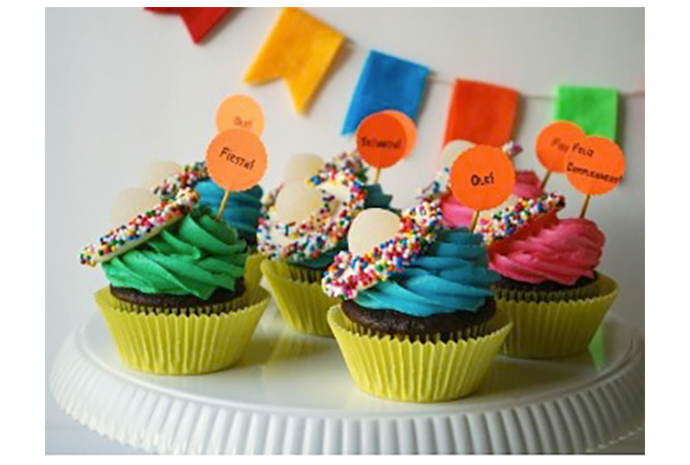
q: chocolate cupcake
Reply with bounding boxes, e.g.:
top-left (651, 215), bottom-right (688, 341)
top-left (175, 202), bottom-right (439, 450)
top-left (323, 202), bottom-right (512, 402)
top-left (477, 194), bottom-right (619, 358)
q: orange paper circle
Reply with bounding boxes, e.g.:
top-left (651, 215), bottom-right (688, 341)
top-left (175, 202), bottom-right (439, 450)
top-left (565, 136), bottom-right (625, 196)
top-left (206, 129), bottom-right (268, 192)
top-left (449, 145), bottom-right (516, 211)
top-left (382, 110), bottom-right (417, 157)
top-left (536, 121), bottom-right (585, 173)
top-left (356, 112), bottom-right (408, 169)
top-left (216, 95), bottom-right (265, 136)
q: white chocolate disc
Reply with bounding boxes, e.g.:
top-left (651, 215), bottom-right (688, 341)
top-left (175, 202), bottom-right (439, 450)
top-left (111, 188), bottom-right (161, 226)
top-left (274, 180), bottom-right (324, 224)
top-left (284, 153), bottom-right (325, 182)
top-left (348, 208), bottom-right (401, 256)
top-left (440, 140), bottom-right (475, 170)
top-left (141, 161), bottom-right (183, 189)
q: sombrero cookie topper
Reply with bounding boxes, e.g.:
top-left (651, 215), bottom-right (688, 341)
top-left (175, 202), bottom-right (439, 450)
top-left (322, 201), bottom-right (441, 300)
top-left (79, 188), bottom-right (200, 266)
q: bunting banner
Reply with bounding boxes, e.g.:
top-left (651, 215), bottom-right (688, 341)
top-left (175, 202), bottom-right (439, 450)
top-left (144, 8), bottom-right (639, 146)
top-left (555, 86), bottom-right (619, 141)
top-left (342, 51), bottom-right (429, 134)
top-left (443, 79), bottom-right (519, 147)
top-left (145, 7), bottom-right (232, 44)
top-left (244, 7), bottom-right (345, 113)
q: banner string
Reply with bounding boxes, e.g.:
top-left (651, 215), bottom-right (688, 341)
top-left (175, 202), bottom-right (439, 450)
top-left (340, 39), bottom-right (645, 101)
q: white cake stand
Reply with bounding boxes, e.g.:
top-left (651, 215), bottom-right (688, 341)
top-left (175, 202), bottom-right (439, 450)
top-left (50, 304), bottom-right (644, 454)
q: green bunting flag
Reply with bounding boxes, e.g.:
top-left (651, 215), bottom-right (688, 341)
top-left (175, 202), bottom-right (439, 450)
top-left (555, 86), bottom-right (619, 141)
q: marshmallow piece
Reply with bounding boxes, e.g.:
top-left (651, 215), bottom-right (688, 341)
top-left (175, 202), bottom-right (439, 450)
top-left (348, 208), bottom-right (401, 256)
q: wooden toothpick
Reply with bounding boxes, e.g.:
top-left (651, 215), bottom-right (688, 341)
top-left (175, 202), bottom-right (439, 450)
top-left (540, 170), bottom-right (552, 190)
top-left (470, 210), bottom-right (480, 233)
top-left (579, 194), bottom-right (591, 219)
top-left (217, 190), bottom-right (231, 221)
top-left (373, 167), bottom-right (381, 184)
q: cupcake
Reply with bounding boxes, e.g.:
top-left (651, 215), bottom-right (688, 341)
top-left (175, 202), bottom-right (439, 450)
top-left (80, 188), bottom-right (271, 374)
top-left (258, 152), bottom-right (394, 336)
top-left (258, 165), bottom-right (367, 335)
top-left (477, 193), bottom-right (619, 358)
top-left (153, 161), bottom-right (265, 290)
top-left (323, 203), bottom-right (513, 402)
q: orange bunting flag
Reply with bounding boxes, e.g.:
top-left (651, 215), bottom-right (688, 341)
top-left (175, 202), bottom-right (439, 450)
top-left (444, 79), bottom-right (519, 147)
top-left (244, 8), bottom-right (345, 113)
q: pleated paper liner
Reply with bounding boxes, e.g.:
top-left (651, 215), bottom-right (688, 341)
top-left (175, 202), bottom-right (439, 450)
top-left (95, 286), bottom-right (271, 375)
top-left (328, 304), bottom-right (513, 403)
top-left (493, 273), bottom-right (603, 303)
top-left (261, 259), bottom-right (338, 336)
top-left (244, 252), bottom-right (265, 291)
top-left (497, 274), bottom-right (618, 359)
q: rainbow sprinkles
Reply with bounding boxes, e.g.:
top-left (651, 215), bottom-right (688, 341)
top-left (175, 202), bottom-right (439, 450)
top-left (80, 188), bottom-right (200, 266)
top-left (322, 201), bottom-right (441, 300)
top-left (257, 169), bottom-right (366, 262)
top-left (476, 192), bottom-right (566, 246)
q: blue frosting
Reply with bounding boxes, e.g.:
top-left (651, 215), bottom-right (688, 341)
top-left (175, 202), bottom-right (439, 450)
top-left (289, 183), bottom-right (394, 270)
top-left (195, 179), bottom-right (263, 245)
top-left (354, 228), bottom-right (498, 317)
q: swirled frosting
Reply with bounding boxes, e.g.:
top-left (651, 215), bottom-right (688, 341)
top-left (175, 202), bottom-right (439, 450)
top-left (353, 228), bottom-right (498, 317)
top-left (489, 217), bottom-right (605, 286)
top-left (102, 207), bottom-right (248, 299)
top-left (195, 180), bottom-right (263, 246)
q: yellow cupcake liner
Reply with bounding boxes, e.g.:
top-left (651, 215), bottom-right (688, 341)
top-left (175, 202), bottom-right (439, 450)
top-left (244, 252), bottom-right (265, 291)
top-left (493, 273), bottom-right (603, 303)
top-left (95, 286), bottom-right (271, 375)
top-left (497, 274), bottom-right (618, 359)
top-left (261, 259), bottom-right (339, 336)
top-left (328, 305), bottom-right (513, 403)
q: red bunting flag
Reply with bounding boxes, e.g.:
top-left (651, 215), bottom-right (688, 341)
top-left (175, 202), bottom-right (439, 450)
top-left (444, 79), bottom-right (519, 147)
top-left (145, 7), bottom-right (232, 44)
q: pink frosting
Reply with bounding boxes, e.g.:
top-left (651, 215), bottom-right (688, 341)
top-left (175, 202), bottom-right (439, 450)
top-left (440, 170), bottom-right (544, 228)
top-left (488, 217), bottom-right (605, 286)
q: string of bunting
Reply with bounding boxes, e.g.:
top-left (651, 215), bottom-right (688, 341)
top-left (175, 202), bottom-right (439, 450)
top-left (146, 7), bottom-right (644, 150)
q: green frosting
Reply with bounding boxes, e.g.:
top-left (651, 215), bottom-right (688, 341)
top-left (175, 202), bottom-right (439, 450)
top-left (103, 208), bottom-right (248, 299)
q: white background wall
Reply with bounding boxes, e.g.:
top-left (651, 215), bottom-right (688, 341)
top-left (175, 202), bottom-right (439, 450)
top-left (46, 7), bottom-right (644, 453)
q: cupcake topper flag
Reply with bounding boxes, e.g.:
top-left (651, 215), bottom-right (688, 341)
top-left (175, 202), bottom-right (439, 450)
top-left (207, 95), bottom-right (268, 221)
top-left (449, 145), bottom-right (516, 232)
top-left (356, 110), bottom-right (416, 184)
top-left (564, 135), bottom-right (625, 218)
top-left (536, 121), bottom-right (586, 189)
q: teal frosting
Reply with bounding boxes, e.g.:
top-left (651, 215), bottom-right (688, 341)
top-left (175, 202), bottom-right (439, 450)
top-left (195, 179), bottom-right (263, 246)
top-left (354, 228), bottom-right (498, 317)
top-left (288, 184), bottom-right (394, 270)
top-left (364, 184), bottom-right (393, 209)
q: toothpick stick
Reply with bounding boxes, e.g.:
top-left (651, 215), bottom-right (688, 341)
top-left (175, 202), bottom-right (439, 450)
top-left (540, 170), bottom-right (552, 190)
top-left (373, 167), bottom-right (381, 184)
top-left (217, 190), bottom-right (231, 221)
top-left (470, 210), bottom-right (480, 233)
top-left (579, 194), bottom-right (591, 219)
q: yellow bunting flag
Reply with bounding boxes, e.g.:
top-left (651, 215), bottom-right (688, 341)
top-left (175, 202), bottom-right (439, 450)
top-left (244, 8), bottom-right (345, 113)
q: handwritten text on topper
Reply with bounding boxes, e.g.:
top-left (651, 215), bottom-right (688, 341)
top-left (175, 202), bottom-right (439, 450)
top-left (206, 129), bottom-right (268, 192)
top-left (216, 95), bottom-right (265, 137)
top-left (381, 110), bottom-right (417, 158)
top-left (450, 145), bottom-right (516, 211)
top-left (536, 121), bottom-right (586, 173)
top-left (565, 136), bottom-right (625, 196)
top-left (356, 112), bottom-right (410, 169)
